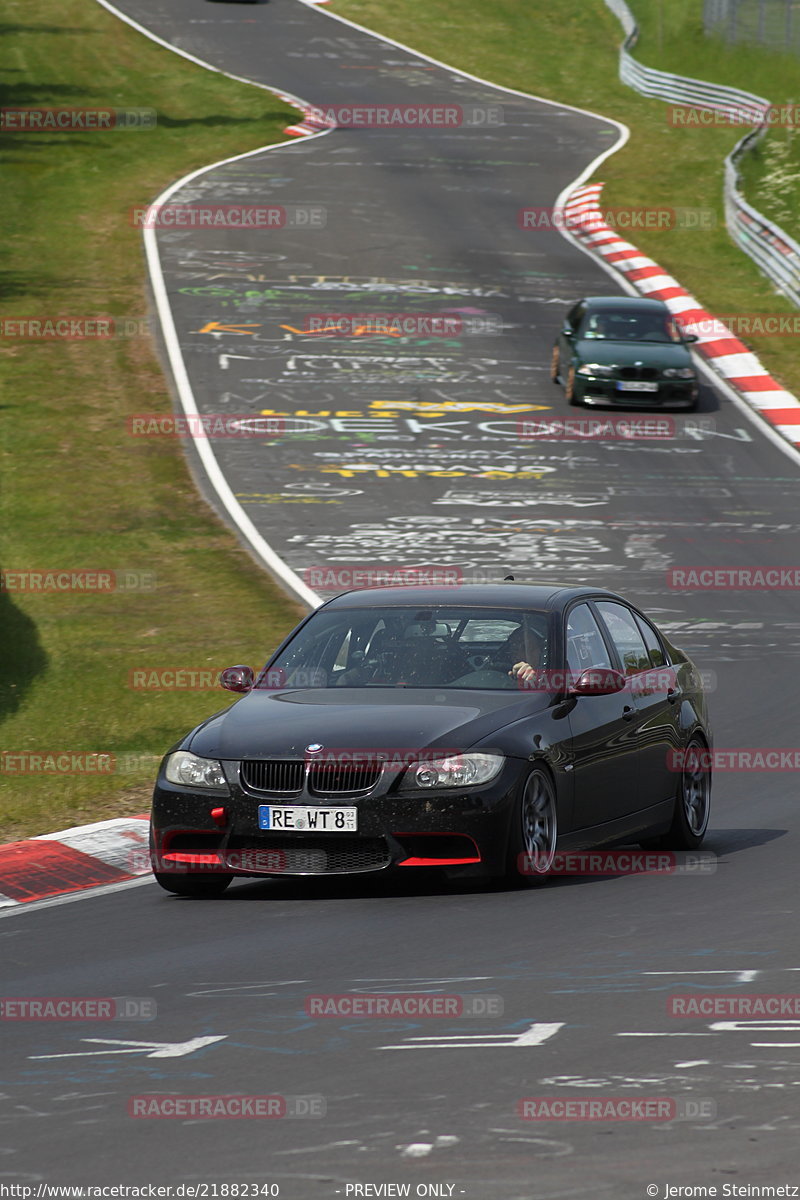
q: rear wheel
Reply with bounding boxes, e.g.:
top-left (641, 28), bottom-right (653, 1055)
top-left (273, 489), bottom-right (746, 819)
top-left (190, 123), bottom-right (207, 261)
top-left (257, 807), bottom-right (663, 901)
top-left (153, 871), bottom-right (233, 898)
top-left (505, 767), bottom-right (558, 887)
top-left (640, 736), bottom-right (711, 850)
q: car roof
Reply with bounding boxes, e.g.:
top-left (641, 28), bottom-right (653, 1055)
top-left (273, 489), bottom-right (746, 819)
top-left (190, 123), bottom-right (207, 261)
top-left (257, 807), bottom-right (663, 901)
top-left (320, 583), bottom-right (628, 611)
top-left (580, 295), bottom-right (670, 312)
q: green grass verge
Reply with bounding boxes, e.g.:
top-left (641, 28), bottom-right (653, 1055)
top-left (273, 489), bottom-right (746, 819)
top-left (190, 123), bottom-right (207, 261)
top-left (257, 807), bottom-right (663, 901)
top-left (0, 0), bottom-right (306, 839)
top-left (332, 0), bottom-right (800, 389)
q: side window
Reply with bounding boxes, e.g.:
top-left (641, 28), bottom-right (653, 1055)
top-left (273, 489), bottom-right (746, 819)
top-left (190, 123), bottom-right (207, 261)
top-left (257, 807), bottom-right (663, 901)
top-left (565, 603), bottom-right (612, 673)
top-left (595, 602), bottom-right (650, 676)
top-left (634, 614), bottom-right (668, 668)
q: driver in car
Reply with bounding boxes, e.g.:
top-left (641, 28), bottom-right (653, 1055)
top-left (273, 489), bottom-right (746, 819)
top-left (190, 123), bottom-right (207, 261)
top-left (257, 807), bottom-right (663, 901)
top-left (505, 623), bottom-right (543, 686)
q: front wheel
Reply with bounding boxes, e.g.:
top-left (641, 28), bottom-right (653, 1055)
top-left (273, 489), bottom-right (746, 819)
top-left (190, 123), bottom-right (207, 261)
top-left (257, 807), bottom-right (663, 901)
top-left (153, 871), bottom-right (233, 898)
top-left (641, 737), bottom-right (711, 851)
top-left (505, 767), bottom-right (558, 887)
top-left (564, 365), bottom-right (580, 406)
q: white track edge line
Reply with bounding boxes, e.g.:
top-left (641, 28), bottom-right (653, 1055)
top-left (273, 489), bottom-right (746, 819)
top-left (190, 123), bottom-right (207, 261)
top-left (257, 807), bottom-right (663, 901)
top-left (95, 0), bottom-right (324, 609)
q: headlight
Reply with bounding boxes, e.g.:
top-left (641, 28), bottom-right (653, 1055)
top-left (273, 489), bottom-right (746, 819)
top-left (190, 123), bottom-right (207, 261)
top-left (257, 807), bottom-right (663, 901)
top-left (662, 367), bottom-right (696, 379)
top-left (399, 752), bottom-right (504, 790)
top-left (577, 363), bottom-right (615, 377)
top-left (165, 751), bottom-right (229, 790)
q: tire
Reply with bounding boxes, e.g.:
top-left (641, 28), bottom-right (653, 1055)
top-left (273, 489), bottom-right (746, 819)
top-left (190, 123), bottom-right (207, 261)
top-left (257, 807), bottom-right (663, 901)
top-left (153, 871), bottom-right (233, 898)
top-left (550, 345), bottom-right (561, 383)
top-left (564, 365), bottom-right (580, 406)
top-left (640, 736), bottom-right (711, 851)
top-left (505, 766), bottom-right (558, 887)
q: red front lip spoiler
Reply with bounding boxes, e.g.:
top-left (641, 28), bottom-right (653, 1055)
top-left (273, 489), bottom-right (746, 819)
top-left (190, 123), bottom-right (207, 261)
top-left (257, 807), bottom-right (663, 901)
top-left (159, 833), bottom-right (483, 871)
top-left (393, 832), bottom-right (481, 867)
top-left (396, 856), bottom-right (481, 866)
top-left (161, 852), bottom-right (223, 866)
top-left (161, 850), bottom-right (482, 868)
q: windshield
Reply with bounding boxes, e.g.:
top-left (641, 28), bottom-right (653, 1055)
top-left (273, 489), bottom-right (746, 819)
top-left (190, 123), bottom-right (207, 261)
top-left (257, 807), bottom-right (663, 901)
top-left (261, 605), bottom-right (550, 690)
top-left (578, 308), bottom-right (682, 344)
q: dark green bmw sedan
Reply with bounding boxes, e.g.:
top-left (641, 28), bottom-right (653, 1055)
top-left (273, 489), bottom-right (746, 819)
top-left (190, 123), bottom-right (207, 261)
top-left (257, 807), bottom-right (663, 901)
top-left (551, 296), bottom-right (699, 409)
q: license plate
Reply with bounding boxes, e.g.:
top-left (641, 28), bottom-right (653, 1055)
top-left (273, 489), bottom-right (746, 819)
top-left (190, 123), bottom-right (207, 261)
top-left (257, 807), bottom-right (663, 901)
top-left (258, 805), bottom-right (357, 832)
top-left (616, 380), bottom-right (659, 392)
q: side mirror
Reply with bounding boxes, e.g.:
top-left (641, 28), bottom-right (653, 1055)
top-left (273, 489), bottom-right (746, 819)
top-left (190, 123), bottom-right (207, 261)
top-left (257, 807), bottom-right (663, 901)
top-left (219, 664), bottom-right (255, 693)
top-left (562, 326), bottom-right (575, 339)
top-left (570, 667), bottom-right (627, 696)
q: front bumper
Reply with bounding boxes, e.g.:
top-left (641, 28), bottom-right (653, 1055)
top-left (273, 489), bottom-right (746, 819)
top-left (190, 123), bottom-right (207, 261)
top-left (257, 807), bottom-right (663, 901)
top-left (150, 760), bottom-right (522, 880)
top-left (576, 377), bottom-right (697, 408)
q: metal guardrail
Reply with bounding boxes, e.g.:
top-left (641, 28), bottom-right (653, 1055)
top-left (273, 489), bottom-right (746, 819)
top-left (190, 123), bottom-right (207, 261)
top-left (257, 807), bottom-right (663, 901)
top-left (704, 0), bottom-right (800, 57)
top-left (603, 0), bottom-right (800, 307)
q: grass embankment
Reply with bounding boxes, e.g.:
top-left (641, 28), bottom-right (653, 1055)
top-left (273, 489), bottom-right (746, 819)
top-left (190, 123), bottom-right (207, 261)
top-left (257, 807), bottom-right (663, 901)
top-left (332, 0), bottom-right (800, 388)
top-left (632, 0), bottom-right (800, 248)
top-left (0, 0), bottom-right (304, 839)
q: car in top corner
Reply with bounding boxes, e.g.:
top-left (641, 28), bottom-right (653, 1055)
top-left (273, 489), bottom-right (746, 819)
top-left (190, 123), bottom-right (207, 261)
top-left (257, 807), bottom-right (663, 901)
top-left (148, 583), bottom-right (712, 898)
top-left (551, 295), bottom-right (699, 410)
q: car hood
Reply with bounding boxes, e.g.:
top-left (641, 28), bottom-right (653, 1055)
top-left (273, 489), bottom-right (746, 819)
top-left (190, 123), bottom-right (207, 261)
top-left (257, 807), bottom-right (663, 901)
top-left (188, 688), bottom-right (550, 760)
top-left (575, 339), bottom-right (693, 367)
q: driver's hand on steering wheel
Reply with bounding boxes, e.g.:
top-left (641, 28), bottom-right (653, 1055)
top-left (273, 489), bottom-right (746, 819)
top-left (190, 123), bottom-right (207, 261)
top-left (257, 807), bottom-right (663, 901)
top-left (510, 660), bottom-right (537, 683)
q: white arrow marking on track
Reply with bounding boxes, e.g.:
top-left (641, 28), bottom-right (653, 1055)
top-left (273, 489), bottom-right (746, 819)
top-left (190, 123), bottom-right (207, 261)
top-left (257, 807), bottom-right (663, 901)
top-left (643, 970), bottom-right (760, 983)
top-left (30, 1035), bottom-right (227, 1060)
top-left (379, 1021), bottom-right (563, 1050)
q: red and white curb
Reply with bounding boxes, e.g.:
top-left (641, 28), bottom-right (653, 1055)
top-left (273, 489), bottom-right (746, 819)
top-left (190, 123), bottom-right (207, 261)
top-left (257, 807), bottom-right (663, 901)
top-left (0, 815), bottom-right (151, 907)
top-left (562, 183), bottom-right (800, 447)
top-left (283, 105), bottom-right (336, 138)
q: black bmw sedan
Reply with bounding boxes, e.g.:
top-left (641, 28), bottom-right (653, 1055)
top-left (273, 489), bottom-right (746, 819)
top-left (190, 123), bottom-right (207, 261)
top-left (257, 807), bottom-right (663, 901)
top-left (149, 584), bottom-right (712, 896)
